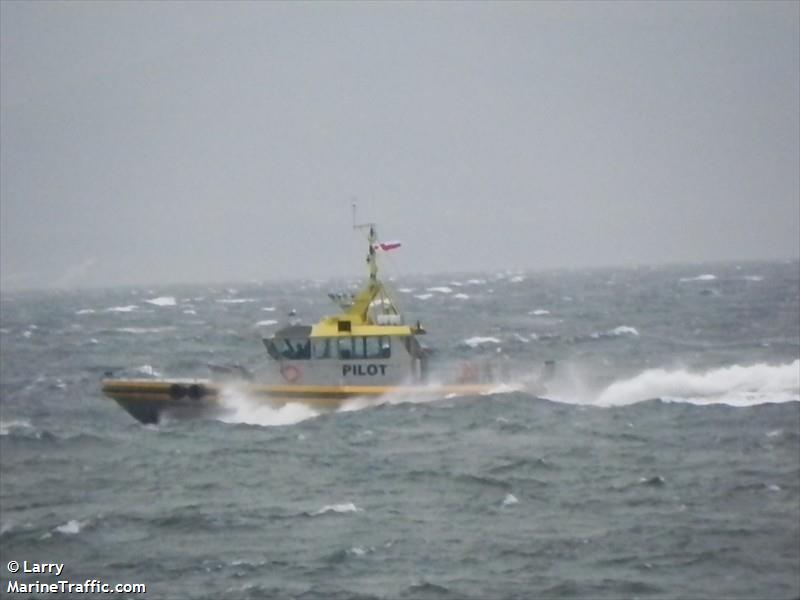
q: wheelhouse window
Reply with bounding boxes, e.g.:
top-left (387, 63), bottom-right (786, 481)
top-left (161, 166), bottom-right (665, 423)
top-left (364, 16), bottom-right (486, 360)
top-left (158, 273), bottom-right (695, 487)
top-left (277, 338), bottom-right (310, 360)
top-left (313, 339), bottom-right (331, 359)
top-left (365, 336), bottom-right (391, 359)
top-left (337, 336), bottom-right (391, 359)
top-left (352, 337), bottom-right (366, 359)
top-left (338, 337), bottom-right (354, 359)
top-left (295, 340), bottom-right (311, 359)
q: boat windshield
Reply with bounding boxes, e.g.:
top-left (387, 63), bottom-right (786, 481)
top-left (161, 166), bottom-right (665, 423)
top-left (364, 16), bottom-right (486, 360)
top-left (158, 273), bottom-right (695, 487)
top-left (337, 336), bottom-right (392, 359)
top-left (265, 337), bottom-right (311, 360)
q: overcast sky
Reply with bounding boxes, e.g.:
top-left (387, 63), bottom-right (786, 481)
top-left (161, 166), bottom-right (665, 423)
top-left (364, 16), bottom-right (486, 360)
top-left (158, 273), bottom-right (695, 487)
top-left (1, 1), bottom-right (798, 290)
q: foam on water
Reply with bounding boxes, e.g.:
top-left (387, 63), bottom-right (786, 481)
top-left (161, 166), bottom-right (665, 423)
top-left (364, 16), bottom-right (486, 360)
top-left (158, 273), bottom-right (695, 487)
top-left (590, 325), bottom-right (640, 339)
top-left (217, 387), bottom-right (320, 426)
top-left (115, 327), bottom-right (175, 334)
top-left (105, 305), bottom-right (138, 313)
top-left (483, 382), bottom-right (525, 395)
top-left (462, 336), bottom-right (502, 348)
top-left (680, 274), bottom-right (717, 282)
top-left (145, 296), bottom-right (176, 307)
top-left (135, 365), bottom-right (161, 377)
top-left (55, 519), bottom-right (82, 535)
top-left (338, 387), bottom-right (435, 413)
top-left (593, 360), bottom-right (800, 407)
top-left (0, 419), bottom-right (34, 436)
top-left (311, 503), bottom-right (362, 516)
top-left (337, 370), bottom-right (504, 413)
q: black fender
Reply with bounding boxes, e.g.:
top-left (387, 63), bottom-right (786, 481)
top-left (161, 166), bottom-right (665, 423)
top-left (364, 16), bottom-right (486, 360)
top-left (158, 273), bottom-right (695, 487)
top-left (187, 384), bottom-right (206, 400)
top-left (169, 384), bottom-right (187, 400)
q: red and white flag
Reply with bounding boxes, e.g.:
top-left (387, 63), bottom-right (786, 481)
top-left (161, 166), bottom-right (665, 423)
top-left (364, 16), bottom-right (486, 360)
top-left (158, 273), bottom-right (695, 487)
top-left (372, 241), bottom-right (402, 252)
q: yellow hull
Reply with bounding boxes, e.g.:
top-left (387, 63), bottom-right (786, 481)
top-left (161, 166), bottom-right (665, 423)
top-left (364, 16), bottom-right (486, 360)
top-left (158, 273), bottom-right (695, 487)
top-left (101, 378), bottom-right (501, 424)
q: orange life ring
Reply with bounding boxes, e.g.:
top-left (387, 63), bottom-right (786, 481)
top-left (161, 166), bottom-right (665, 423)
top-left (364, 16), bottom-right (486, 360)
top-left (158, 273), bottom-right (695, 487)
top-left (280, 364), bottom-right (302, 383)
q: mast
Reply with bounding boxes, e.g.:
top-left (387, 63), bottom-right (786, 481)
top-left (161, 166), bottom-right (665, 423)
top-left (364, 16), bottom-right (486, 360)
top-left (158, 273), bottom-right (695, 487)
top-left (348, 204), bottom-right (392, 322)
top-left (353, 202), bottom-right (379, 283)
top-left (367, 224), bottom-right (378, 281)
top-left (320, 203), bottom-right (407, 327)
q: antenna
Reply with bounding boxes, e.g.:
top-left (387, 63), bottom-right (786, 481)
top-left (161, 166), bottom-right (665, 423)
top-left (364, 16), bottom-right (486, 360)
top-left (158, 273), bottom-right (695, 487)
top-left (352, 201), bottom-right (375, 231)
top-left (351, 201), bottom-right (378, 281)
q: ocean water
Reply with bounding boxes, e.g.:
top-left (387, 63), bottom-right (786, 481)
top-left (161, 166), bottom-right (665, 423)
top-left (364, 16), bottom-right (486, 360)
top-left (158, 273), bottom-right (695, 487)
top-left (1, 261), bottom-right (798, 599)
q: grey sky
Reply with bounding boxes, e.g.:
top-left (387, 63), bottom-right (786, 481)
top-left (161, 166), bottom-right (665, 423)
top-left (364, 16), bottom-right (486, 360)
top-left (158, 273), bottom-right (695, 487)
top-left (1, 1), bottom-right (798, 290)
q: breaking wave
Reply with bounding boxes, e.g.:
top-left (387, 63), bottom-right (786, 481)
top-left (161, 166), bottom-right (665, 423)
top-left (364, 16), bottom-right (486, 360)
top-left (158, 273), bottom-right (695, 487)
top-left (135, 364), bottom-right (161, 377)
top-left (589, 325), bottom-right (640, 339)
top-left (255, 320), bottom-right (278, 327)
top-left (54, 519), bottom-right (83, 535)
top-left (217, 388), bottom-right (319, 427)
top-left (680, 274), bottom-right (717, 282)
top-left (593, 360), bottom-right (799, 407)
top-left (310, 503), bottom-right (362, 516)
top-left (115, 327), bottom-right (176, 335)
top-left (0, 419), bottom-right (34, 436)
top-left (104, 305), bottom-right (138, 313)
top-left (216, 298), bottom-right (257, 304)
top-left (205, 360), bottom-right (799, 429)
top-left (461, 336), bottom-right (502, 348)
top-left (502, 493), bottom-right (519, 506)
top-left (145, 296), bottom-right (176, 307)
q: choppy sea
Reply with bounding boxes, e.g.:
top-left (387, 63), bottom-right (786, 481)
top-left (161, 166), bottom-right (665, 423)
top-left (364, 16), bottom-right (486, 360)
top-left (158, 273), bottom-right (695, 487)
top-left (1, 261), bottom-right (799, 599)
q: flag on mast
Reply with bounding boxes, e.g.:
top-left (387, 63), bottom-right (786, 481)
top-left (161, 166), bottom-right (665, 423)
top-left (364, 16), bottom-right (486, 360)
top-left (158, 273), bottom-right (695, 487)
top-left (372, 241), bottom-right (402, 252)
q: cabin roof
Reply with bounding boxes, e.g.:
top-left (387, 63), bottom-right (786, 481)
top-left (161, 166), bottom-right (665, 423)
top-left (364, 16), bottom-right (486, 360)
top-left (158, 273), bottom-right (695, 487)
top-left (273, 324), bottom-right (313, 338)
top-left (272, 322), bottom-right (415, 340)
top-left (310, 323), bottom-right (413, 338)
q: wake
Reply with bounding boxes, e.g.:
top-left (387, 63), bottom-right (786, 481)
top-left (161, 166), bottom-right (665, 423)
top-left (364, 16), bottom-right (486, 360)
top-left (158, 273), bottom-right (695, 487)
top-left (590, 360), bottom-right (799, 407)
top-left (213, 360), bottom-right (799, 427)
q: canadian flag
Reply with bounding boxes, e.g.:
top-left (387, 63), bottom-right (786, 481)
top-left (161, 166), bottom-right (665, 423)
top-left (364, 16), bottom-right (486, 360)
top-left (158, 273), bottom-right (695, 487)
top-left (372, 241), bottom-right (402, 252)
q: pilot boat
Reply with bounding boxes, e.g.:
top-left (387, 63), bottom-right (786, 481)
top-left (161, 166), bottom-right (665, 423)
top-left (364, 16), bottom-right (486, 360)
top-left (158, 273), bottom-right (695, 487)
top-left (102, 222), bottom-right (548, 424)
